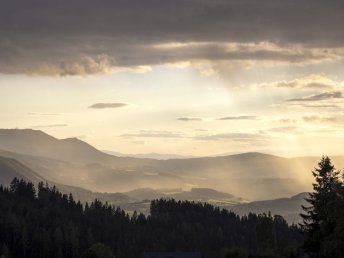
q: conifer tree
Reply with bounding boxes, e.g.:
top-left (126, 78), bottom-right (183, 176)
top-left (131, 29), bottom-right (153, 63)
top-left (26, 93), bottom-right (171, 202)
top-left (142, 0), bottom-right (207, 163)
top-left (300, 156), bottom-right (342, 257)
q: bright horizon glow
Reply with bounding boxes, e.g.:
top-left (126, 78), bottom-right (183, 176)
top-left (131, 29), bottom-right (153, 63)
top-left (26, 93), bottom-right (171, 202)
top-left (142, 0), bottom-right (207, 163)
top-left (2, 64), bottom-right (344, 158)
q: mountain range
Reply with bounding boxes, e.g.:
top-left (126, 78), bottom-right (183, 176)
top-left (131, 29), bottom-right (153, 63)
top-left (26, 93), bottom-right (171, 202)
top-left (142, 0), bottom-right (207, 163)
top-left (0, 128), bottom-right (336, 200)
top-left (0, 154), bottom-right (243, 214)
top-left (0, 128), bottom-right (341, 223)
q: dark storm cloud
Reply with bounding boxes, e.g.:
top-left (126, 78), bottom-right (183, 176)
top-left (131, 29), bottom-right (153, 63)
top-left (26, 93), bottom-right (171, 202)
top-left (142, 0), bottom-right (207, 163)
top-left (286, 91), bottom-right (343, 102)
top-left (89, 103), bottom-right (128, 109)
top-left (1, 0), bottom-right (344, 75)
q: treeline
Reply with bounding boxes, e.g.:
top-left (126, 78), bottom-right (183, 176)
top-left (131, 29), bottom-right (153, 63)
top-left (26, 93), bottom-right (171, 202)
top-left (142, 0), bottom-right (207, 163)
top-left (0, 178), bottom-right (301, 258)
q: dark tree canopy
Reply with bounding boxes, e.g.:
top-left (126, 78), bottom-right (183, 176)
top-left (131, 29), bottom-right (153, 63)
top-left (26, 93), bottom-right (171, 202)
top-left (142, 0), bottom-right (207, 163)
top-left (300, 156), bottom-right (344, 257)
top-left (82, 243), bottom-right (114, 258)
top-left (0, 178), bottom-right (301, 258)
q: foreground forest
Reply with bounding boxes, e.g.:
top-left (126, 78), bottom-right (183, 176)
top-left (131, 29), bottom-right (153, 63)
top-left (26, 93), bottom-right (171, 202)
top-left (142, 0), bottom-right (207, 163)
top-left (0, 156), bottom-right (343, 258)
top-left (0, 179), bottom-right (301, 258)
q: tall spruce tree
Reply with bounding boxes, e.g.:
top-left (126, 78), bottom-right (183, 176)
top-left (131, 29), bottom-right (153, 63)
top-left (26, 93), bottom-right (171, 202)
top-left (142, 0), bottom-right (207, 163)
top-left (300, 156), bottom-right (342, 257)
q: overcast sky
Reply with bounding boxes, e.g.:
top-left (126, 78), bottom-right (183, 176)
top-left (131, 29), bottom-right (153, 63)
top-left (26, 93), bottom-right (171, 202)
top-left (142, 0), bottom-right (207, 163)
top-left (1, 0), bottom-right (344, 157)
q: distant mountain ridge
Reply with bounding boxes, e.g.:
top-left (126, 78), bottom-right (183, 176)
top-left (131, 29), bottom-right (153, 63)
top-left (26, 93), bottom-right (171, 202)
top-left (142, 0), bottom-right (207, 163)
top-left (103, 150), bottom-right (196, 160)
top-left (0, 129), bottom-right (117, 164)
top-left (0, 155), bottom-right (243, 212)
top-left (1, 128), bottom-right (344, 200)
top-left (0, 153), bottom-right (308, 223)
top-left (0, 155), bottom-right (132, 204)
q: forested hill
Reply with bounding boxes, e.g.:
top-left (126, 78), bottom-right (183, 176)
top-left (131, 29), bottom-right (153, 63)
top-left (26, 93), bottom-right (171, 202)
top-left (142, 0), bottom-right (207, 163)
top-left (0, 178), bottom-right (302, 258)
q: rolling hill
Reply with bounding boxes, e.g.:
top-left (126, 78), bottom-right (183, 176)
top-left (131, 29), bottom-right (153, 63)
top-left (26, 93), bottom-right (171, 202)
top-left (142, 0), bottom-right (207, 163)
top-left (0, 156), bottom-right (46, 186)
top-left (229, 192), bottom-right (309, 224)
top-left (0, 155), bottom-right (133, 204)
top-left (0, 128), bottom-right (341, 200)
top-left (0, 154), bottom-right (308, 223)
top-left (0, 129), bottom-right (119, 164)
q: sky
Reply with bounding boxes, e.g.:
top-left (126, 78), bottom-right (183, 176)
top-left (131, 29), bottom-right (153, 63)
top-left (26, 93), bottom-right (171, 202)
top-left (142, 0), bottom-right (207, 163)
top-left (1, 0), bottom-right (344, 157)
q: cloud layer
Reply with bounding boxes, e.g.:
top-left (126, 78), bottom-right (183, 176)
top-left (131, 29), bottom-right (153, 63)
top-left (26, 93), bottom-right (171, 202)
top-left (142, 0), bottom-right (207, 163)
top-left (32, 124), bottom-right (68, 128)
top-left (287, 91), bottom-right (343, 102)
top-left (218, 116), bottom-right (258, 120)
top-left (89, 103), bottom-right (128, 109)
top-left (1, 0), bottom-right (344, 75)
top-left (178, 117), bottom-right (203, 121)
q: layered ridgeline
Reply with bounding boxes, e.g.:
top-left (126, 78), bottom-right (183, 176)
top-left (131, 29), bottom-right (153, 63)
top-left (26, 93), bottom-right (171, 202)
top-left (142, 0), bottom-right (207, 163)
top-left (229, 193), bottom-right (309, 224)
top-left (0, 178), bottom-right (302, 258)
top-left (1, 128), bottom-right (342, 223)
top-left (0, 155), bottom-right (243, 215)
top-left (1, 129), bottom-right (341, 200)
top-left (0, 156), bottom-right (132, 205)
top-left (0, 155), bottom-right (304, 222)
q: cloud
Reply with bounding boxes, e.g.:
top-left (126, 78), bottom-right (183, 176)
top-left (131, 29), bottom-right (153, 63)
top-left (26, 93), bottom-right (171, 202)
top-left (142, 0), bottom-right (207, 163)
top-left (132, 140), bottom-right (145, 145)
top-left (177, 117), bottom-right (203, 121)
top-left (27, 112), bottom-right (60, 116)
top-left (1, 0), bottom-right (344, 75)
top-left (277, 81), bottom-right (334, 89)
top-left (279, 118), bottom-right (297, 124)
top-left (259, 75), bottom-right (341, 89)
top-left (89, 103), bottom-right (128, 109)
top-left (194, 132), bottom-right (265, 142)
top-left (305, 82), bottom-right (333, 89)
top-left (31, 124), bottom-right (68, 128)
top-left (302, 115), bottom-right (338, 123)
top-left (121, 130), bottom-right (184, 139)
top-left (266, 126), bottom-right (302, 134)
top-left (178, 115), bottom-right (258, 122)
top-left (286, 91), bottom-right (343, 102)
top-left (218, 116), bottom-right (258, 120)
top-left (194, 129), bottom-right (209, 132)
top-left (285, 103), bottom-right (340, 108)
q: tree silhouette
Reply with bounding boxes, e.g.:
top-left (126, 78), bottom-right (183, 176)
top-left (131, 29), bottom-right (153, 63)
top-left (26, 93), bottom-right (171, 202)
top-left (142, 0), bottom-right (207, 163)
top-left (300, 156), bottom-right (343, 257)
top-left (0, 178), bottom-right (301, 258)
top-left (82, 243), bottom-right (114, 258)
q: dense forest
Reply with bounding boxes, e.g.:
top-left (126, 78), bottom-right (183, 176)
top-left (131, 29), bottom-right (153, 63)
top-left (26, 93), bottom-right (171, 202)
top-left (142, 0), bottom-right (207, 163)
top-left (0, 179), bottom-right (301, 258)
top-left (0, 156), bottom-right (343, 258)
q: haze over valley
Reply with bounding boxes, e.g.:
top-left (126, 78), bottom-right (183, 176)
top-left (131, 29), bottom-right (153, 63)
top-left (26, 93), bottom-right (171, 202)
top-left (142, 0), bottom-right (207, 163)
top-left (0, 129), bottom-right (322, 198)
top-left (0, 128), bottom-right (342, 223)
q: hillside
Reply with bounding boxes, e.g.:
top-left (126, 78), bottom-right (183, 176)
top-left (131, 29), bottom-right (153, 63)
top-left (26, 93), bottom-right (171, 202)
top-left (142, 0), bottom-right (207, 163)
top-left (0, 129), bottom-right (131, 164)
top-left (0, 154), bottom-right (243, 206)
top-left (122, 187), bottom-right (244, 214)
top-left (0, 155), bottom-right (133, 204)
top-left (0, 154), bottom-right (310, 223)
top-left (229, 192), bottom-right (309, 224)
top-left (0, 129), bottom-right (341, 200)
top-left (0, 156), bottom-right (46, 186)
